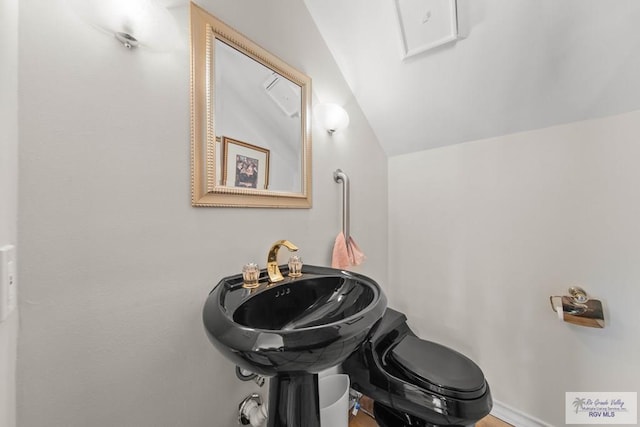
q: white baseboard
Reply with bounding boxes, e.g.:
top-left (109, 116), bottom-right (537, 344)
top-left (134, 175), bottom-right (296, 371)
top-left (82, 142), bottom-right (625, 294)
top-left (491, 400), bottom-right (554, 427)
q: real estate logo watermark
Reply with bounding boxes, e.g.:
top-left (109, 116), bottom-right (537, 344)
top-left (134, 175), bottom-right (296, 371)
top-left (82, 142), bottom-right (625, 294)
top-left (566, 392), bottom-right (637, 424)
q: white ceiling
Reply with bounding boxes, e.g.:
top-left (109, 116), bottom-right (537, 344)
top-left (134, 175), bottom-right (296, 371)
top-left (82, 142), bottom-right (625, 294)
top-left (304, 0), bottom-right (640, 156)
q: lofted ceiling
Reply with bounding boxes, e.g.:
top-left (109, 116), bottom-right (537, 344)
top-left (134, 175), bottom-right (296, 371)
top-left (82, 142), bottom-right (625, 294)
top-left (304, 0), bottom-right (640, 156)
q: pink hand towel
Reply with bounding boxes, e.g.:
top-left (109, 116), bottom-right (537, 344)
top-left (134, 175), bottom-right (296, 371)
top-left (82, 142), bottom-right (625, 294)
top-left (331, 232), bottom-right (366, 269)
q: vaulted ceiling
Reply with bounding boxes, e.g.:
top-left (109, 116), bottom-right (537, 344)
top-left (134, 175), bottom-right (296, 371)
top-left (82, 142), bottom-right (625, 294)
top-left (304, 0), bottom-right (640, 156)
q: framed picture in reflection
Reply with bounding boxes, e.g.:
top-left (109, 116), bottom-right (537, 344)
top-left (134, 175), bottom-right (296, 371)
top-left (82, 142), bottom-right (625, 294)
top-left (222, 137), bottom-right (270, 190)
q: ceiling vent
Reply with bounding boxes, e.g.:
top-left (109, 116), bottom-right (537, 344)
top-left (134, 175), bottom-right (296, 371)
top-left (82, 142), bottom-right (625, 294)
top-left (263, 73), bottom-right (300, 117)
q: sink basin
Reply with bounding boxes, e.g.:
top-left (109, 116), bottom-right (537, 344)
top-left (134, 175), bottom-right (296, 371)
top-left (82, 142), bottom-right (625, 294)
top-left (203, 264), bottom-right (387, 375)
top-left (233, 275), bottom-right (375, 330)
top-left (202, 264), bottom-right (387, 427)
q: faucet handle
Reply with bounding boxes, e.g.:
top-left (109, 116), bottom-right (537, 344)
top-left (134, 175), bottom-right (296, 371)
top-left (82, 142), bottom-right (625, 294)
top-left (288, 255), bottom-right (303, 278)
top-left (242, 263), bottom-right (260, 289)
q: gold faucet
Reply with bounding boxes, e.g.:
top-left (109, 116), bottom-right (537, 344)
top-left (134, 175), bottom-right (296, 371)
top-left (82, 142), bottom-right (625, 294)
top-left (267, 240), bottom-right (299, 283)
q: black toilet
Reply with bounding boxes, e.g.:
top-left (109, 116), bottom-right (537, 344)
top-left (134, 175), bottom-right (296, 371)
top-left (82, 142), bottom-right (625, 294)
top-left (342, 308), bottom-right (493, 427)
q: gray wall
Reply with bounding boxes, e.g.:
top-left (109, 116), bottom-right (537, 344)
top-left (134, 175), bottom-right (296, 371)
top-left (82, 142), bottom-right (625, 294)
top-left (0, 0), bottom-right (18, 425)
top-left (389, 110), bottom-right (640, 426)
top-left (17, 0), bottom-right (388, 426)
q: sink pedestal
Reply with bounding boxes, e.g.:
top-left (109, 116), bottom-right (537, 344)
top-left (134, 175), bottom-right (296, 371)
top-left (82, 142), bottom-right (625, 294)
top-left (268, 372), bottom-right (320, 427)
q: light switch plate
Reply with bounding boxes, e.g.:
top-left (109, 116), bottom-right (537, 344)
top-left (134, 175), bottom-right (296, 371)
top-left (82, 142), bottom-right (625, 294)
top-left (0, 245), bottom-right (17, 322)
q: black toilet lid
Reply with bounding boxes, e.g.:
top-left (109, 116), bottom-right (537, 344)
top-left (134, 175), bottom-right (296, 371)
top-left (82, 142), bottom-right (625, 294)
top-left (389, 335), bottom-right (486, 398)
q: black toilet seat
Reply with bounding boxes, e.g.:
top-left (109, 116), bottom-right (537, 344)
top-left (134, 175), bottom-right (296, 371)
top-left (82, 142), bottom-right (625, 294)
top-left (388, 335), bottom-right (487, 399)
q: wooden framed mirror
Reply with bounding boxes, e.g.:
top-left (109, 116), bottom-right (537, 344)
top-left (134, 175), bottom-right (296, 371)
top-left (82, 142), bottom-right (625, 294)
top-left (190, 3), bottom-right (312, 208)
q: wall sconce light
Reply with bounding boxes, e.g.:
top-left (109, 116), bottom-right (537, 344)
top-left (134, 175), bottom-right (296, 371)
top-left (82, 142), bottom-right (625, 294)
top-left (115, 32), bottom-right (139, 49)
top-left (68, 0), bottom-right (180, 51)
top-left (315, 103), bottom-right (350, 135)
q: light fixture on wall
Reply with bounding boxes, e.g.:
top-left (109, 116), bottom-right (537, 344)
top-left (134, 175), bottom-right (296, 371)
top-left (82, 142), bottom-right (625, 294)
top-left (68, 0), bottom-right (180, 51)
top-left (115, 32), bottom-right (139, 49)
top-left (315, 103), bottom-right (350, 135)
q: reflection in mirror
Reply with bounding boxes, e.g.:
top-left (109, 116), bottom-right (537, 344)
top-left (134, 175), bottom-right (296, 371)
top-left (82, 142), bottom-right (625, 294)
top-left (215, 40), bottom-right (302, 194)
top-left (190, 3), bottom-right (312, 208)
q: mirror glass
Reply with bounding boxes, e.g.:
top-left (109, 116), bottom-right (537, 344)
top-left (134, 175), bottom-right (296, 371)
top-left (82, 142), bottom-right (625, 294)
top-left (190, 3), bottom-right (312, 208)
top-left (214, 40), bottom-right (302, 193)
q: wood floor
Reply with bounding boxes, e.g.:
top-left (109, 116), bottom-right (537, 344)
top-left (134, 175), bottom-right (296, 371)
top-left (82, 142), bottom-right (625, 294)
top-left (349, 412), bottom-right (511, 427)
top-left (348, 397), bottom-right (512, 427)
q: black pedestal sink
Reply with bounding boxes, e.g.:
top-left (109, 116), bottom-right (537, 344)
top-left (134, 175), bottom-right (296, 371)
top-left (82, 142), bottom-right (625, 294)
top-left (203, 265), bottom-right (387, 427)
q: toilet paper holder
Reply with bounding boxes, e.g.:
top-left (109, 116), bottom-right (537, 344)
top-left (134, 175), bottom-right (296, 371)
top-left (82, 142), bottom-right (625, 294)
top-left (549, 286), bottom-right (605, 328)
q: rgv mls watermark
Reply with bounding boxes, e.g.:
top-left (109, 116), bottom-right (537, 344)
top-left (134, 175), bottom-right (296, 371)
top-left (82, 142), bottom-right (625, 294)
top-left (566, 392), bottom-right (637, 424)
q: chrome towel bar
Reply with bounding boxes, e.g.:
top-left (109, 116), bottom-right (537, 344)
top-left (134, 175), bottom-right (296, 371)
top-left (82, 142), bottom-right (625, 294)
top-left (333, 169), bottom-right (350, 243)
